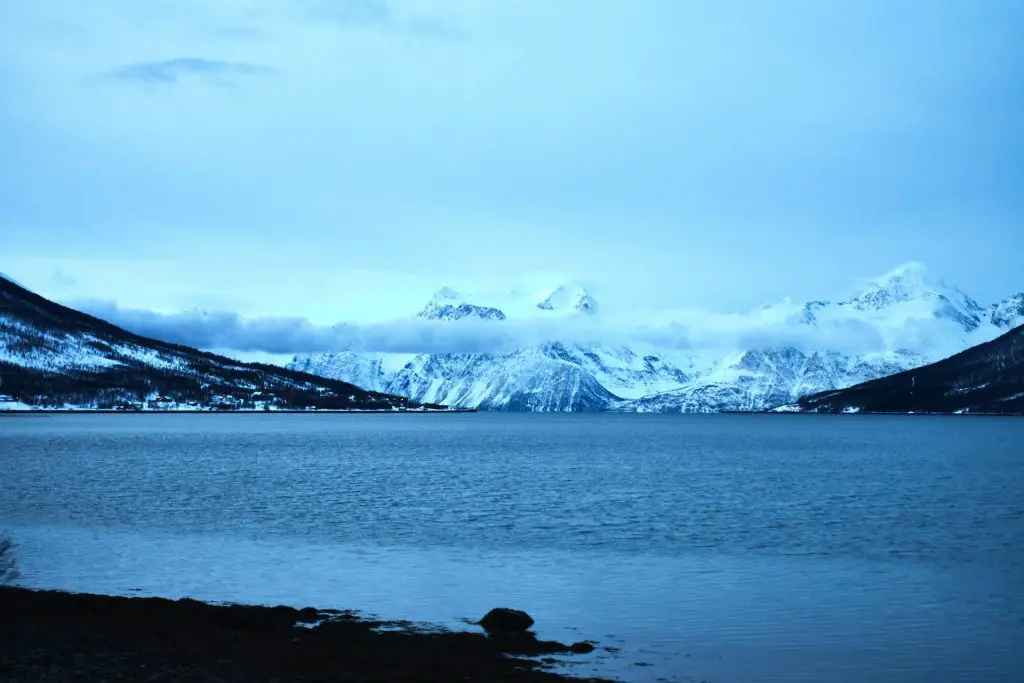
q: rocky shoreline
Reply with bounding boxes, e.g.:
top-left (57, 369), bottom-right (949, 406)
top-left (0, 587), bottom-right (610, 682)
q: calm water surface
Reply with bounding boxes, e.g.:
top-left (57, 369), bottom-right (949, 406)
top-left (1, 413), bottom-right (1022, 682)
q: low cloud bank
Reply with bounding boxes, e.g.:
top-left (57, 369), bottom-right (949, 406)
top-left (73, 299), bottom-right (964, 358)
top-left (76, 300), bottom-right (556, 354)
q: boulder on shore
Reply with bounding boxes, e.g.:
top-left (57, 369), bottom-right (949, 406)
top-left (478, 608), bottom-right (535, 634)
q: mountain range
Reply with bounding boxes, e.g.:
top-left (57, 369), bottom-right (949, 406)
top-left (3, 265), bottom-right (1021, 414)
top-left (289, 264), bottom-right (1024, 412)
top-left (0, 275), bottom-right (436, 412)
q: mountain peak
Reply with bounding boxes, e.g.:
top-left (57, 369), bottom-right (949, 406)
top-left (864, 262), bottom-right (929, 297)
top-left (417, 287), bottom-right (507, 321)
top-left (536, 284), bottom-right (598, 315)
top-left (842, 262), bottom-right (937, 311)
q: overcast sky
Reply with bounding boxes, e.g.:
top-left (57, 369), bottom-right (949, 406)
top-left (2, 0), bottom-right (1022, 325)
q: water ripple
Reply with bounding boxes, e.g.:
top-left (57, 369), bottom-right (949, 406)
top-left (1, 413), bottom-right (1022, 683)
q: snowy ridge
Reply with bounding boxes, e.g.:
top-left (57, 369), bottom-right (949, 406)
top-left (290, 266), bottom-right (1020, 412)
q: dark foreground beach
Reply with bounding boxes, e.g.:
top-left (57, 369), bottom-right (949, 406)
top-left (0, 587), bottom-right (609, 682)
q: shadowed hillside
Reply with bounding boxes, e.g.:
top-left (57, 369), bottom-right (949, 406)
top-left (0, 276), bottom-right (442, 411)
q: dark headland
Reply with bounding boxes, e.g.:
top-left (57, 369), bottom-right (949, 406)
top-left (0, 587), bottom-right (609, 683)
top-left (790, 323), bottom-right (1024, 415)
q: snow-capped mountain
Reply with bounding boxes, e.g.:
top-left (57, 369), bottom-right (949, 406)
top-left (289, 264), bottom-right (1019, 412)
top-left (840, 263), bottom-right (981, 316)
top-left (291, 283), bottom-right (692, 411)
top-left (0, 275), bottom-right (430, 411)
top-left (834, 262), bottom-right (989, 339)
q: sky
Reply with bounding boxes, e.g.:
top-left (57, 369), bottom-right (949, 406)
top-left (2, 0), bottom-right (1022, 334)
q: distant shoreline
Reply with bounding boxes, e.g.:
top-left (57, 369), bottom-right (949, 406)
top-left (0, 408), bottom-right (478, 415)
top-left (2, 408), bottom-right (1019, 416)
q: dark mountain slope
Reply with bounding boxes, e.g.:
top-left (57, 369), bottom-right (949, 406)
top-left (792, 324), bottom-right (1024, 415)
top-left (0, 275), bottom-right (438, 410)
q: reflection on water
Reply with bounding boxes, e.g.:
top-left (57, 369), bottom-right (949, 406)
top-left (2, 413), bottom-right (1023, 682)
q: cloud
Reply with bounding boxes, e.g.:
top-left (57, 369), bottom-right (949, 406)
top-left (737, 319), bottom-right (886, 355)
top-left (69, 298), bottom-right (940, 358)
top-left (75, 300), bottom-right (526, 354)
top-left (111, 58), bottom-right (276, 85)
top-left (626, 316), bottom-right (889, 357)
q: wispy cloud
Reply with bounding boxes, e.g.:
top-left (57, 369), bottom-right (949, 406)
top-left (75, 300), bottom-right (526, 354)
top-left (111, 58), bottom-right (276, 85)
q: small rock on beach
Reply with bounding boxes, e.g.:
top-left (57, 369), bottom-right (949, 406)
top-left (479, 607), bottom-right (536, 633)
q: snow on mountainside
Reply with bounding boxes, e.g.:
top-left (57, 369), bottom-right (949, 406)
top-left (0, 275), bottom-right (431, 411)
top-left (383, 346), bottom-right (618, 411)
top-left (289, 351), bottom-right (411, 395)
top-left (289, 265), bottom-right (1019, 412)
top-left (618, 347), bottom-right (920, 413)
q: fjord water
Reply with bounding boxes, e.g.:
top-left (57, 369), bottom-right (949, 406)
top-left (1, 414), bottom-right (1022, 682)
